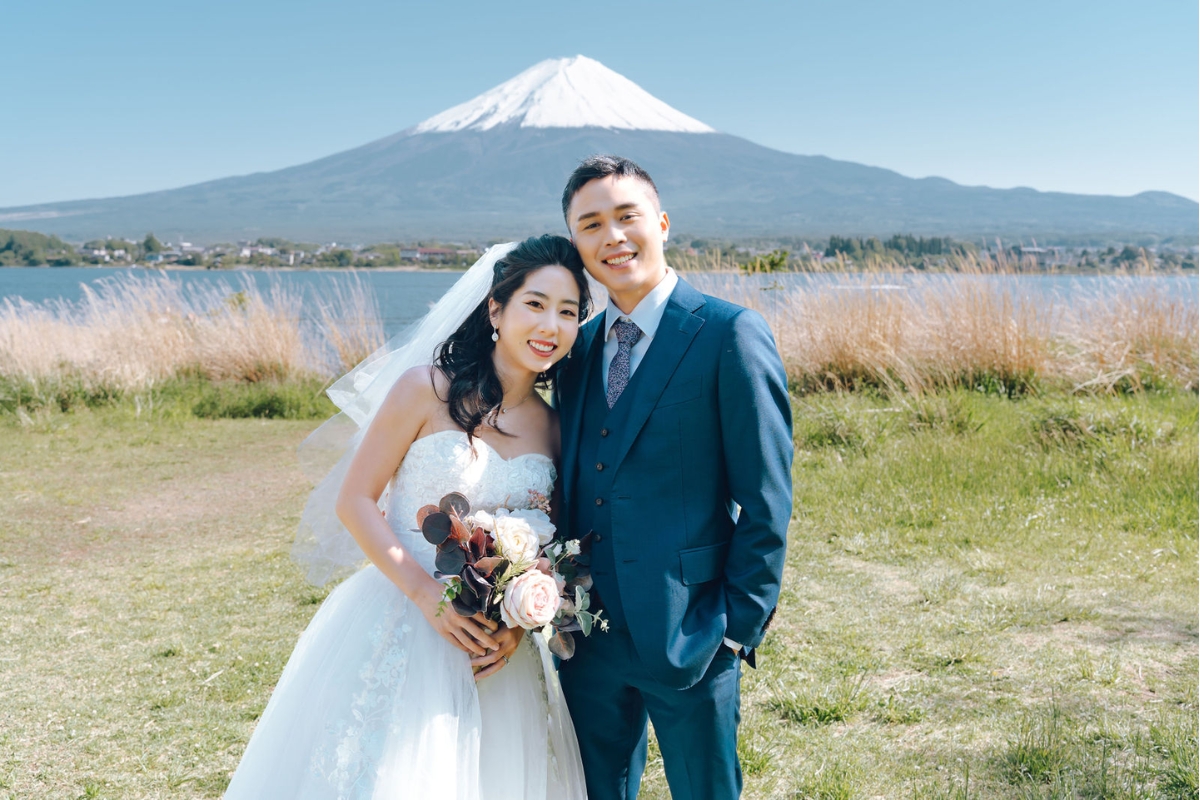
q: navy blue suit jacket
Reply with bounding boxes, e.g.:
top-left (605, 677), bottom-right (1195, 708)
top-left (557, 278), bottom-right (793, 689)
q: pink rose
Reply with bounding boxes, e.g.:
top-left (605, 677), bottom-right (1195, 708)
top-left (500, 569), bottom-right (562, 630)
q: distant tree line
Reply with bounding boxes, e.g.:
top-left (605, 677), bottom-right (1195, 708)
top-left (669, 233), bottom-right (1196, 273)
top-left (0, 230), bottom-right (80, 266)
top-left (740, 250), bottom-right (790, 274)
top-left (2, 227), bottom-right (1192, 272)
top-left (209, 238), bottom-right (479, 269)
top-left (825, 235), bottom-right (975, 261)
top-left (0, 230), bottom-right (175, 266)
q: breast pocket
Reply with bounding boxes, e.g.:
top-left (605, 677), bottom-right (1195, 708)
top-left (654, 377), bottom-right (701, 410)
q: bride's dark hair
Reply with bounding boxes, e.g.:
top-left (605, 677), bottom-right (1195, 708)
top-left (434, 235), bottom-right (591, 439)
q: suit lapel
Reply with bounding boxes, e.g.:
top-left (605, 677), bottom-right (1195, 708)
top-left (610, 281), bottom-right (706, 470)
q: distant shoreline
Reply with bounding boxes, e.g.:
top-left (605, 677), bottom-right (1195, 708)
top-left (0, 263), bottom-right (469, 274)
top-left (2, 263), bottom-right (1196, 278)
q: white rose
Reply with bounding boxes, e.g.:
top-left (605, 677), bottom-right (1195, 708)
top-left (509, 508), bottom-right (556, 546)
top-left (500, 569), bottom-right (562, 630)
top-left (493, 515), bottom-right (539, 565)
top-left (471, 510), bottom-right (495, 532)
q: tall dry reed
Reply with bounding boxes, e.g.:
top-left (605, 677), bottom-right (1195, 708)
top-left (314, 272), bottom-right (385, 372)
top-left (1063, 282), bottom-right (1198, 392)
top-left (0, 265), bottom-right (1193, 410)
top-left (0, 272), bottom-right (382, 398)
top-left (700, 260), bottom-right (1196, 395)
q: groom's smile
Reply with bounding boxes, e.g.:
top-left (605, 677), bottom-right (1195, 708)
top-left (603, 252), bottom-right (636, 267)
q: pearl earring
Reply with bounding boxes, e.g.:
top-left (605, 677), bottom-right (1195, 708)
top-left (491, 328), bottom-right (499, 342)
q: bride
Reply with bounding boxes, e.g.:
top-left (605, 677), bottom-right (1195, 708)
top-left (224, 235), bottom-right (592, 799)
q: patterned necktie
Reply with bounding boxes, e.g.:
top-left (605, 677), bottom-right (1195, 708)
top-left (606, 318), bottom-right (643, 409)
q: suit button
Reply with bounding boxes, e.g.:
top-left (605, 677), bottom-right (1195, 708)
top-left (595, 498), bottom-right (604, 506)
top-left (594, 534), bottom-right (603, 542)
top-left (596, 462), bottom-right (604, 471)
top-left (600, 428), bottom-right (609, 437)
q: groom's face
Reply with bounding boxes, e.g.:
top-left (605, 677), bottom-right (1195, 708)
top-left (567, 175), bottom-right (670, 309)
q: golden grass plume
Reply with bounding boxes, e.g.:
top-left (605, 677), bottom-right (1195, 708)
top-left (701, 258), bottom-right (1196, 395)
top-left (0, 262), bottom-right (1193, 406)
top-left (0, 271), bottom-right (384, 396)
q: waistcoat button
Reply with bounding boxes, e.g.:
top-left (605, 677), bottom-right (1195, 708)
top-left (595, 497), bottom-right (604, 506)
top-left (596, 462), bottom-right (604, 471)
top-left (600, 428), bottom-right (609, 437)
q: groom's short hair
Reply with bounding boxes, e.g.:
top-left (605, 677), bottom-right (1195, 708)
top-left (562, 155), bottom-right (660, 225)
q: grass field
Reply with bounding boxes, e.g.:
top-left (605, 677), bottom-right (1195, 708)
top-left (1, 390), bottom-right (1196, 799)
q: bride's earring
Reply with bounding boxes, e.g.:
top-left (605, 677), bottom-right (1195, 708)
top-left (491, 328), bottom-right (499, 343)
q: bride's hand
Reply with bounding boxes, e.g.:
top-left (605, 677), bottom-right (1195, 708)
top-left (470, 624), bottom-right (525, 681)
top-left (414, 582), bottom-right (501, 656)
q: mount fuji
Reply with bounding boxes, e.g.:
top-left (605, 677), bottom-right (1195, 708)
top-left (2, 56), bottom-right (1194, 243)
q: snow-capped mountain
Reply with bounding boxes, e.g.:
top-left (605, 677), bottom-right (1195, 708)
top-left (1, 57), bottom-right (1193, 242)
top-left (414, 56), bottom-right (714, 134)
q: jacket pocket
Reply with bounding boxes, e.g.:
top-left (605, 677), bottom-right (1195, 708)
top-left (655, 377), bottom-right (701, 409)
top-left (679, 542), bottom-right (729, 586)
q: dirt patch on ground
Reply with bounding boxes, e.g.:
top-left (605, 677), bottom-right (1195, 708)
top-left (97, 462), bottom-right (306, 533)
top-left (826, 553), bottom-right (927, 605)
top-left (3, 419), bottom-right (317, 566)
top-left (1011, 615), bottom-right (1198, 653)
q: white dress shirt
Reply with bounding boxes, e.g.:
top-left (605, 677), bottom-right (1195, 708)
top-left (598, 267), bottom-right (744, 655)
top-left (600, 267), bottom-right (679, 393)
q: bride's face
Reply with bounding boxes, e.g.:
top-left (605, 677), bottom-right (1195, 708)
top-left (488, 265), bottom-right (582, 375)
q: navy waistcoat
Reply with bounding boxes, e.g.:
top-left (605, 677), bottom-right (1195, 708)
top-left (570, 353), bottom-right (644, 631)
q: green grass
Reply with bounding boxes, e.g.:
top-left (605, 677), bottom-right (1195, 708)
top-left (0, 390), bottom-right (1195, 798)
top-left (641, 390), bottom-right (1198, 799)
top-left (0, 407), bottom-right (327, 798)
top-left (0, 374), bottom-right (337, 419)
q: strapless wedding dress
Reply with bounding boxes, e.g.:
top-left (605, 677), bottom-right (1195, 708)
top-left (224, 430), bottom-right (587, 799)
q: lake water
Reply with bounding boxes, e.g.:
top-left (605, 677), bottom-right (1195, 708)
top-left (1, 266), bottom-right (1195, 338)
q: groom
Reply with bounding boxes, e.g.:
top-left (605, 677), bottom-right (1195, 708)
top-left (556, 155), bottom-right (793, 799)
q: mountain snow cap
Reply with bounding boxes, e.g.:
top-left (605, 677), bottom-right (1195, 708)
top-left (413, 56), bottom-right (715, 134)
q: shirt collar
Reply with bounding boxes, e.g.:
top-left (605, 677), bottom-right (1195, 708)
top-left (604, 267), bottom-right (679, 341)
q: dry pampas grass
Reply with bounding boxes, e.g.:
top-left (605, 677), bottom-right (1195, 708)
top-left (0, 271), bottom-right (384, 396)
top-left (700, 261), bottom-right (1196, 395)
top-left (0, 263), bottom-right (1193, 405)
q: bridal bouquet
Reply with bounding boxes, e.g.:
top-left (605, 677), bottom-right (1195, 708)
top-left (417, 490), bottom-right (605, 660)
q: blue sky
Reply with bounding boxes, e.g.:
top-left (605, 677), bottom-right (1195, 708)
top-left (2, 0), bottom-right (1196, 206)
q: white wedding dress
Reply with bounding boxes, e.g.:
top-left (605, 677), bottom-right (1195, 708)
top-left (225, 430), bottom-right (587, 799)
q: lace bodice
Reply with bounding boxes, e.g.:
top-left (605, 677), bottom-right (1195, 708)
top-left (386, 430), bottom-right (557, 573)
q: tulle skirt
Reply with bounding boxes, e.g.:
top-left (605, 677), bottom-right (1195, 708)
top-left (224, 565), bottom-right (586, 799)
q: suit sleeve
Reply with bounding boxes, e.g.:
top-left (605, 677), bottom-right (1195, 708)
top-left (717, 308), bottom-right (793, 649)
